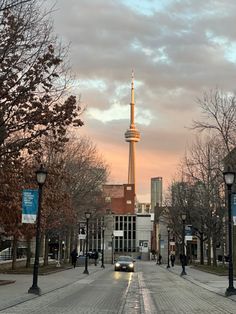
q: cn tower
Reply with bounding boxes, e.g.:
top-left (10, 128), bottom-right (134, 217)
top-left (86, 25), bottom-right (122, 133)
top-left (124, 73), bottom-right (140, 193)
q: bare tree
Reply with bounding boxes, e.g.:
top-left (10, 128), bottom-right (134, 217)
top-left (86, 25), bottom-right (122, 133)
top-left (0, 0), bottom-right (32, 11)
top-left (0, 1), bottom-right (83, 160)
top-left (192, 89), bottom-right (236, 152)
top-left (183, 136), bottom-right (225, 265)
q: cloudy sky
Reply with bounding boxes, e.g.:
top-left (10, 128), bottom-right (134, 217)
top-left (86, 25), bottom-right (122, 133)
top-left (48, 0), bottom-right (236, 203)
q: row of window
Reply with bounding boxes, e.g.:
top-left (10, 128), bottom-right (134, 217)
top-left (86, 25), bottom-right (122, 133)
top-left (114, 216), bottom-right (136, 252)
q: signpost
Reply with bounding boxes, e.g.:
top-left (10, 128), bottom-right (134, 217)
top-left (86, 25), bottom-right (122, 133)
top-left (22, 189), bottom-right (39, 224)
top-left (185, 225), bottom-right (193, 241)
top-left (232, 194), bottom-right (236, 225)
top-left (113, 230), bottom-right (124, 237)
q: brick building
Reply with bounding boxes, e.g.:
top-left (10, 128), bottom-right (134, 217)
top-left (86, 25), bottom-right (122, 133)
top-left (102, 183), bottom-right (135, 215)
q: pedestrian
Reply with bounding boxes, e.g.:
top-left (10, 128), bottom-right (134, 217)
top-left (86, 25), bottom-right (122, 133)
top-left (158, 254), bottom-right (162, 265)
top-left (170, 254), bottom-right (175, 267)
top-left (94, 250), bottom-right (99, 266)
top-left (70, 248), bottom-right (78, 268)
top-left (180, 253), bottom-right (187, 275)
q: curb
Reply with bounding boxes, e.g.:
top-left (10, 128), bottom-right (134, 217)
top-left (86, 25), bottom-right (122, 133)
top-left (0, 280), bottom-right (15, 286)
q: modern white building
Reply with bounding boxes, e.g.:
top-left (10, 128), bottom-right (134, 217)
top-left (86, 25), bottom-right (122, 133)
top-left (136, 214), bottom-right (153, 260)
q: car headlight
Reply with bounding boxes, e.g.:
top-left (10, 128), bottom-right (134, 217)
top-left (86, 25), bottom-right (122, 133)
top-left (129, 263), bottom-right (134, 268)
top-left (115, 263), bottom-right (120, 267)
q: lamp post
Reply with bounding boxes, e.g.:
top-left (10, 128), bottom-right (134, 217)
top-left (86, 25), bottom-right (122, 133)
top-left (223, 170), bottom-right (236, 296)
top-left (111, 234), bottom-right (114, 264)
top-left (167, 227), bottom-right (170, 268)
top-left (181, 213), bottom-right (187, 276)
top-left (83, 212), bottom-right (91, 275)
top-left (101, 225), bottom-right (105, 268)
top-left (28, 165), bottom-right (47, 295)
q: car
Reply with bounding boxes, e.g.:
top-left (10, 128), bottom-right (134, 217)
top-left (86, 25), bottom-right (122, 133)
top-left (114, 256), bottom-right (135, 272)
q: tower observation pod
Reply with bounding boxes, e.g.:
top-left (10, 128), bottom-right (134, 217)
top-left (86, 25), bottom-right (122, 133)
top-left (124, 73), bottom-right (140, 192)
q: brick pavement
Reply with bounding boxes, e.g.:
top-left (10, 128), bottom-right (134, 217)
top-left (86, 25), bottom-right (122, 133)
top-left (0, 265), bottom-right (127, 314)
top-left (1, 261), bottom-right (236, 313)
top-left (162, 263), bottom-right (236, 300)
top-left (0, 264), bottom-right (102, 311)
top-left (140, 262), bottom-right (236, 313)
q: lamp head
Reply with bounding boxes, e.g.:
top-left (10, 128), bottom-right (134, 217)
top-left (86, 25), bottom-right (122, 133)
top-left (181, 213), bottom-right (186, 221)
top-left (85, 212), bottom-right (91, 219)
top-left (223, 170), bottom-right (235, 187)
top-left (36, 165), bottom-right (47, 185)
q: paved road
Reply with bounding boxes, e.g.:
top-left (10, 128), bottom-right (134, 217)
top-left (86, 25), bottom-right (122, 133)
top-left (0, 262), bottom-right (236, 313)
top-left (139, 262), bottom-right (236, 313)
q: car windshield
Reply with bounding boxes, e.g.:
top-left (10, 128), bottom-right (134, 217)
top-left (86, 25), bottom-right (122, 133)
top-left (118, 256), bottom-right (132, 262)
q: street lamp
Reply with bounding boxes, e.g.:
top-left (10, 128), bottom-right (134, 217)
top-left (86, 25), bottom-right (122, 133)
top-left (111, 234), bottom-right (114, 264)
top-left (101, 225), bottom-right (105, 268)
top-left (167, 227), bottom-right (170, 269)
top-left (223, 170), bottom-right (236, 296)
top-left (83, 212), bottom-right (91, 275)
top-left (181, 213), bottom-right (187, 276)
top-left (28, 165), bottom-right (47, 295)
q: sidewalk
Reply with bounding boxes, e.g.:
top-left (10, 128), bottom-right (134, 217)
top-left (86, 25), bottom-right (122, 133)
top-left (0, 264), bottom-right (103, 311)
top-left (160, 263), bottom-right (236, 301)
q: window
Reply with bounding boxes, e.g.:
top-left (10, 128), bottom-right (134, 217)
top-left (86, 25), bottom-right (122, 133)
top-left (105, 196), bottom-right (111, 203)
top-left (126, 186), bottom-right (132, 190)
top-left (126, 200), bottom-right (132, 204)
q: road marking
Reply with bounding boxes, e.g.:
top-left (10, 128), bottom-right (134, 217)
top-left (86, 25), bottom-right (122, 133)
top-left (138, 272), bottom-right (156, 314)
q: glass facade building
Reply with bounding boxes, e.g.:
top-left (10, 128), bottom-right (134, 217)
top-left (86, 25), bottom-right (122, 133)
top-left (151, 177), bottom-right (163, 212)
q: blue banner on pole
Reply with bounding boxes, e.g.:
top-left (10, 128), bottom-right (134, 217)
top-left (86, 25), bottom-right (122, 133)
top-left (22, 189), bottom-right (39, 223)
top-left (232, 194), bottom-right (236, 225)
top-left (185, 225), bottom-right (192, 236)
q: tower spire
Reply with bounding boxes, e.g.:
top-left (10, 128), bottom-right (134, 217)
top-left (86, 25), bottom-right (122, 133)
top-left (130, 70), bottom-right (135, 128)
top-left (124, 72), bottom-right (141, 193)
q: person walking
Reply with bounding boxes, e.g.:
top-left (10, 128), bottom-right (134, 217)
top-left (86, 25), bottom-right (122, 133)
top-left (94, 250), bottom-right (99, 266)
top-left (180, 253), bottom-right (187, 275)
top-left (70, 249), bottom-right (78, 268)
top-left (170, 254), bottom-right (175, 267)
top-left (158, 254), bottom-right (162, 265)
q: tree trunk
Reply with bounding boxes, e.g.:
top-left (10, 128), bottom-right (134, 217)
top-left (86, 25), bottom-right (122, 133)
top-left (26, 237), bottom-right (31, 268)
top-left (200, 233), bottom-right (204, 265)
top-left (11, 235), bottom-right (17, 270)
top-left (212, 233), bottom-right (217, 267)
top-left (44, 233), bottom-right (49, 266)
top-left (69, 227), bottom-right (74, 263)
top-left (64, 229), bottom-right (69, 263)
top-left (207, 237), bottom-right (211, 266)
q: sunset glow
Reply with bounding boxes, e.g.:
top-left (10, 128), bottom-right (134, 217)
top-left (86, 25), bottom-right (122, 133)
top-left (48, 0), bottom-right (236, 202)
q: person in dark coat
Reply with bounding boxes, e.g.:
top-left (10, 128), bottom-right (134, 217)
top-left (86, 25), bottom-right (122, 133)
top-left (180, 253), bottom-right (187, 275)
top-left (170, 254), bottom-right (175, 267)
top-left (158, 254), bottom-right (162, 265)
top-left (70, 249), bottom-right (78, 268)
top-left (94, 250), bottom-right (99, 266)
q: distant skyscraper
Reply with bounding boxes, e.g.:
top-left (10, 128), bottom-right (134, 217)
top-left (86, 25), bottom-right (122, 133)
top-left (124, 72), bottom-right (140, 193)
top-left (151, 177), bottom-right (163, 211)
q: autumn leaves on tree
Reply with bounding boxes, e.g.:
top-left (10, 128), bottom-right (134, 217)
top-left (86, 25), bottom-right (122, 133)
top-left (0, 1), bottom-right (109, 268)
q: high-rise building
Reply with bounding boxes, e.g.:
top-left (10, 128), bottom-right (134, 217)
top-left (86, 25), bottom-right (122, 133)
top-left (151, 177), bottom-right (163, 211)
top-left (124, 72), bottom-right (140, 194)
